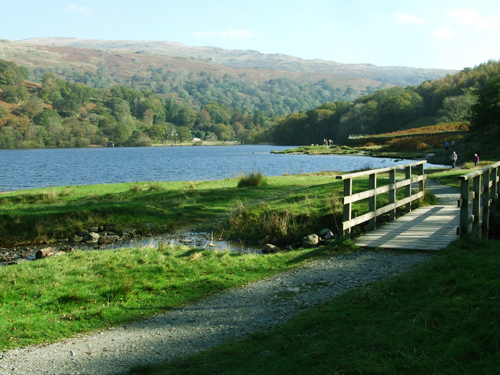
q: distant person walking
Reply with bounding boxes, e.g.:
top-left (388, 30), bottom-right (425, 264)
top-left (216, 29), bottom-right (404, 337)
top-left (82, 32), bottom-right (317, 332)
top-left (451, 140), bottom-right (455, 148)
top-left (445, 141), bottom-right (449, 150)
top-left (452, 151), bottom-right (458, 168)
top-left (474, 153), bottom-right (480, 167)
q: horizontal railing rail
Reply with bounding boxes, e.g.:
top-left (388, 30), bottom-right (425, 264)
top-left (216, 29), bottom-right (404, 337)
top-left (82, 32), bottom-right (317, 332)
top-left (457, 161), bottom-right (500, 238)
top-left (336, 161), bottom-right (426, 236)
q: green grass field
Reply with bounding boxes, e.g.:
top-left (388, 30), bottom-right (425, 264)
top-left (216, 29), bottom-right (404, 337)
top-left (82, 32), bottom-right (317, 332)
top-left (0, 242), bottom-right (328, 350)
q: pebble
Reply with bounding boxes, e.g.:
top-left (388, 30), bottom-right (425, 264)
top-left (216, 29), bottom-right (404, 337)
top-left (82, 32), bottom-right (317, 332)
top-left (0, 249), bottom-right (434, 374)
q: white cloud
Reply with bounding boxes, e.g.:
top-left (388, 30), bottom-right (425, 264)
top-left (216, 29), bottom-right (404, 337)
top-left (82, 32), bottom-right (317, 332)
top-left (433, 28), bottom-right (455, 38)
top-left (66, 4), bottom-right (92, 16)
top-left (394, 13), bottom-right (425, 25)
top-left (192, 29), bottom-right (257, 39)
top-left (448, 8), bottom-right (500, 30)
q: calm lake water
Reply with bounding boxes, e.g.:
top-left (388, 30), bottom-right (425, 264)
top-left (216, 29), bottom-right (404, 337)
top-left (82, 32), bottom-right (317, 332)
top-left (0, 145), bottom-right (443, 192)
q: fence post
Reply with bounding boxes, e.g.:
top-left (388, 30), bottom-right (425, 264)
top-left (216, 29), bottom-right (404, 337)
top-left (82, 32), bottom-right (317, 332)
top-left (418, 163), bottom-right (425, 192)
top-left (405, 166), bottom-right (411, 213)
top-left (472, 175), bottom-right (481, 236)
top-left (459, 178), bottom-right (469, 239)
top-left (492, 167), bottom-right (498, 205)
top-left (483, 170), bottom-right (490, 238)
top-left (389, 169), bottom-right (396, 222)
top-left (342, 178), bottom-right (352, 237)
top-left (368, 173), bottom-right (376, 231)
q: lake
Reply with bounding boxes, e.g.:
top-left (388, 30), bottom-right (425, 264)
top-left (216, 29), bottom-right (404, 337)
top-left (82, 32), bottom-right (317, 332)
top-left (0, 145), bottom-right (444, 192)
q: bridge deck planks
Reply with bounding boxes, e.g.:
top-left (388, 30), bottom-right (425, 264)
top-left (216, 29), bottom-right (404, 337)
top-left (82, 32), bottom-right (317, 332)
top-left (353, 205), bottom-right (459, 251)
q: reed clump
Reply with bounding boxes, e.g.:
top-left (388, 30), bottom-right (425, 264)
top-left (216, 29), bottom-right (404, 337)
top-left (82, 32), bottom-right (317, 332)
top-left (237, 172), bottom-right (268, 188)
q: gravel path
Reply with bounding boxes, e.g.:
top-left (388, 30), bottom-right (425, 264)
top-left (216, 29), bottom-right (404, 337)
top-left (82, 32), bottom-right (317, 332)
top-left (425, 178), bottom-right (460, 206)
top-left (0, 250), bottom-right (435, 375)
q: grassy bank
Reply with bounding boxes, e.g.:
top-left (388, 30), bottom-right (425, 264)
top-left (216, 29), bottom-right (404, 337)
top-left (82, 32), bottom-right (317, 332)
top-left (129, 238), bottom-right (500, 375)
top-left (271, 145), bottom-right (362, 155)
top-left (0, 175), bottom-right (340, 246)
top-left (0, 243), bottom-right (326, 350)
top-left (0, 170), bottom-right (430, 247)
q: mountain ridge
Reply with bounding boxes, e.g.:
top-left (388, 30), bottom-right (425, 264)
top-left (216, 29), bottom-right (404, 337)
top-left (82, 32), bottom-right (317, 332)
top-left (17, 37), bottom-right (457, 86)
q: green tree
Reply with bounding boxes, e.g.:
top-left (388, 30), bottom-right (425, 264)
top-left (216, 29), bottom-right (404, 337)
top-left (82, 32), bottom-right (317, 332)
top-left (438, 91), bottom-right (477, 123)
top-left (19, 66), bottom-right (30, 80)
top-left (104, 97), bottom-right (133, 125)
top-left (176, 126), bottom-right (191, 142)
top-left (148, 123), bottom-right (168, 141)
top-left (471, 73), bottom-right (500, 131)
top-left (211, 123), bottom-right (234, 141)
top-left (0, 60), bottom-right (25, 88)
top-left (33, 109), bottom-right (62, 127)
top-left (1, 84), bottom-right (29, 103)
top-left (0, 104), bottom-right (8, 119)
top-left (100, 122), bottom-right (133, 145)
top-left (18, 97), bottom-right (44, 119)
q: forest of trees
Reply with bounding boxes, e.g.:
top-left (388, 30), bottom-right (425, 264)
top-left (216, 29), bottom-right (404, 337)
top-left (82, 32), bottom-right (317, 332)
top-left (264, 60), bottom-right (500, 145)
top-left (1, 58), bottom-right (500, 149)
top-left (0, 59), bottom-right (281, 148)
top-left (27, 64), bottom-right (367, 118)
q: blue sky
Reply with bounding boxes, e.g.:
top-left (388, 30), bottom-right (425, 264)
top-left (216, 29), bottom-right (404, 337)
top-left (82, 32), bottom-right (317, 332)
top-left (1, 0), bottom-right (500, 70)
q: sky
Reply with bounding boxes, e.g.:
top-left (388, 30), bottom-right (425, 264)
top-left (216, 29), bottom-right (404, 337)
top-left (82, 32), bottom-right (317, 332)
top-left (1, 0), bottom-right (500, 70)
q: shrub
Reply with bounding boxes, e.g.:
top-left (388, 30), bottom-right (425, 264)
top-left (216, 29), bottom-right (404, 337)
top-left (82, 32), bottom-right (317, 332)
top-left (416, 142), bottom-right (429, 151)
top-left (237, 172), bottom-right (267, 188)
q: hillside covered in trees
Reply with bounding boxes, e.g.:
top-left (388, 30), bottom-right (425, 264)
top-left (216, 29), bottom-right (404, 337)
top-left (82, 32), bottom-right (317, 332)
top-left (1, 40), bottom-right (387, 118)
top-left (1, 58), bottom-right (279, 148)
top-left (265, 60), bottom-right (500, 146)
top-left (1, 56), bottom-right (499, 150)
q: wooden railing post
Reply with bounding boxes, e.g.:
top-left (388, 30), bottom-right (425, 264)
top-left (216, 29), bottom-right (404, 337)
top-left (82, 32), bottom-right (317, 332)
top-left (492, 167), bottom-right (498, 205)
top-left (483, 170), bottom-right (490, 238)
top-left (343, 178), bottom-right (352, 237)
top-left (417, 163), bottom-right (425, 192)
top-left (389, 169), bottom-right (396, 222)
top-left (368, 173), bottom-right (376, 231)
top-left (405, 166), bottom-right (411, 213)
top-left (472, 175), bottom-right (481, 236)
top-left (459, 178), bottom-right (469, 239)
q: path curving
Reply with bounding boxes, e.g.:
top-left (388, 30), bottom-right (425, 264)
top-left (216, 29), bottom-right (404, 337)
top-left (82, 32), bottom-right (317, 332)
top-left (0, 250), bottom-right (434, 375)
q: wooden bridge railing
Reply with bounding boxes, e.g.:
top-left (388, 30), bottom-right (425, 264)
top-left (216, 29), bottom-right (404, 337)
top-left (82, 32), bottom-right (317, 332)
top-left (458, 161), bottom-right (500, 238)
top-left (336, 161), bottom-right (426, 236)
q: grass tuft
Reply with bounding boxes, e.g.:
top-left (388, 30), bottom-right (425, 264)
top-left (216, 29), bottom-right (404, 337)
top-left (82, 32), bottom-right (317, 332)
top-left (237, 172), bottom-right (268, 188)
top-left (148, 182), bottom-right (164, 191)
top-left (129, 183), bottom-right (142, 193)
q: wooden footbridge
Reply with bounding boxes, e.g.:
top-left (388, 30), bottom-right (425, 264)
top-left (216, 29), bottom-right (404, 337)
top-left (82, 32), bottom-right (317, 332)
top-left (337, 161), bottom-right (500, 251)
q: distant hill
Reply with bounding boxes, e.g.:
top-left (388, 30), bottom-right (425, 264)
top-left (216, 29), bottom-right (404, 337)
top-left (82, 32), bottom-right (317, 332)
top-left (0, 39), bottom-right (384, 95)
top-left (17, 37), bottom-right (457, 87)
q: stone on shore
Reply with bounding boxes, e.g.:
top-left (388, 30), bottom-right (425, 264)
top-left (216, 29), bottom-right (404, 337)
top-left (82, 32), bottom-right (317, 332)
top-left (98, 235), bottom-right (120, 245)
top-left (302, 234), bottom-right (320, 246)
top-left (262, 244), bottom-right (280, 254)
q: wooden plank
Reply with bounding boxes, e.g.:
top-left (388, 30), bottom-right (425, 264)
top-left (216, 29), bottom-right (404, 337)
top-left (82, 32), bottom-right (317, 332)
top-left (353, 205), bottom-right (460, 251)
